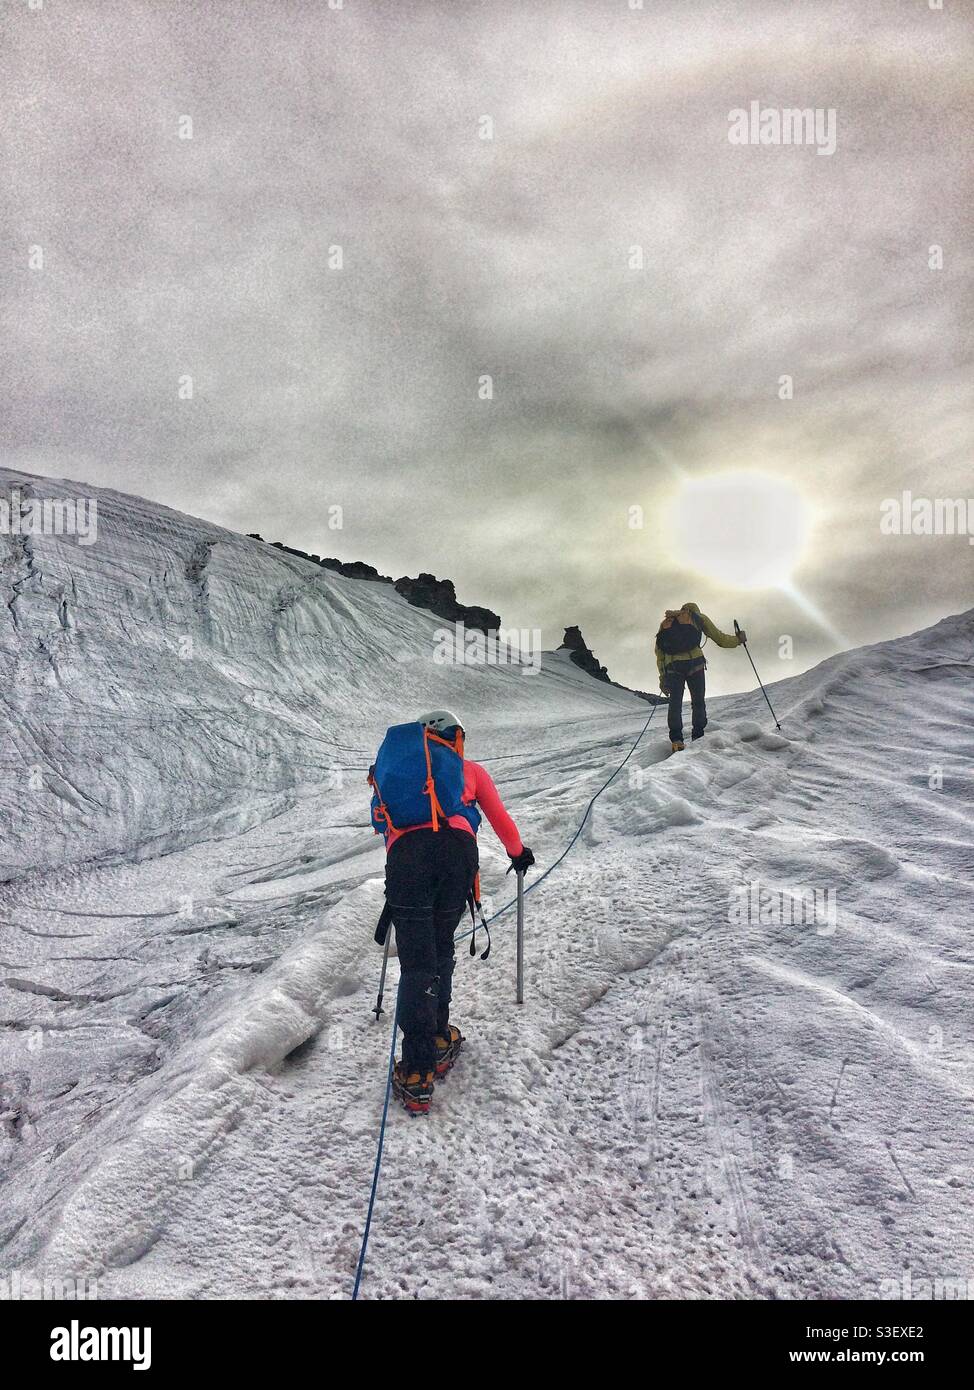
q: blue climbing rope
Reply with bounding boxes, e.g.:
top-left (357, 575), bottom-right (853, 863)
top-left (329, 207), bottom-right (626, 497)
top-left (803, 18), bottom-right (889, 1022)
top-left (351, 993), bottom-right (400, 1301)
top-left (350, 701), bottom-right (659, 1298)
top-left (455, 703), bottom-right (659, 945)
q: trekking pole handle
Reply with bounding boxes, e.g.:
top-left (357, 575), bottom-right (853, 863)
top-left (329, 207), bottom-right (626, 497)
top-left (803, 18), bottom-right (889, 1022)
top-left (373, 931), bottom-right (391, 1019)
top-left (733, 618), bottom-right (744, 643)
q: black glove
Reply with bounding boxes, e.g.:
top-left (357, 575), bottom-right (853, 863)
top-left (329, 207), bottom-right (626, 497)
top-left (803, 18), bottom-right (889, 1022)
top-left (507, 846), bottom-right (536, 875)
top-left (374, 902), bottom-right (393, 945)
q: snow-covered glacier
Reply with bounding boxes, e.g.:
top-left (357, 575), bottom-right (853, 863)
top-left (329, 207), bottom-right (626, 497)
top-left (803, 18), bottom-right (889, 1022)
top-left (1, 466), bottom-right (972, 1300)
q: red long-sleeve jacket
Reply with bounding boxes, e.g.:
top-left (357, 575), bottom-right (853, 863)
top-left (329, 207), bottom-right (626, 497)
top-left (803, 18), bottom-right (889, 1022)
top-left (383, 759), bottom-right (523, 857)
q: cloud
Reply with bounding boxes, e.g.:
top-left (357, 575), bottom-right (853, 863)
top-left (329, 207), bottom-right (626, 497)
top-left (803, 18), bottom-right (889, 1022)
top-left (1, 0), bottom-right (971, 694)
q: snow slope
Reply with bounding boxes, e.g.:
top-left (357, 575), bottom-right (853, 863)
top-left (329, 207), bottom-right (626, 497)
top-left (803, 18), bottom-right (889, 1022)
top-left (1, 466), bottom-right (972, 1301)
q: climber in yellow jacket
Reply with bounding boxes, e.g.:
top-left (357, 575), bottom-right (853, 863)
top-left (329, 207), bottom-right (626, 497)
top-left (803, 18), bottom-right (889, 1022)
top-left (655, 602), bottom-right (745, 752)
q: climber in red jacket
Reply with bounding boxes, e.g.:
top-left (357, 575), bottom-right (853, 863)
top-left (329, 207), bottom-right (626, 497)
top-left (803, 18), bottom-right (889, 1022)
top-left (375, 709), bottom-right (534, 1113)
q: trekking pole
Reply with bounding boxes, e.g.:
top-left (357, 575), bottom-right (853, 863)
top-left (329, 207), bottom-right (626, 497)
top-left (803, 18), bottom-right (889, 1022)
top-left (372, 904), bottom-right (394, 1019)
top-left (515, 869), bottom-right (525, 1004)
top-left (373, 933), bottom-right (391, 1019)
top-left (734, 619), bottom-right (782, 729)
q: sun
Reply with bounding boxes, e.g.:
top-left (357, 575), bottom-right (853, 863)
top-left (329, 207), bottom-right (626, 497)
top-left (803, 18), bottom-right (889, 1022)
top-left (667, 471), bottom-right (810, 590)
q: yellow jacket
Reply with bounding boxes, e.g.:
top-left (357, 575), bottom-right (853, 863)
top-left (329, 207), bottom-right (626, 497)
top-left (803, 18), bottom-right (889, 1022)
top-left (655, 601), bottom-right (740, 688)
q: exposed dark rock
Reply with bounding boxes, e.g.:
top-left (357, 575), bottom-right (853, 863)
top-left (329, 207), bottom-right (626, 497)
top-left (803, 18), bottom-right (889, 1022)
top-left (394, 572), bottom-right (501, 636)
top-left (269, 542), bottom-right (392, 583)
top-left (629, 687), bottom-right (665, 705)
top-left (560, 625), bottom-right (611, 682)
top-left (255, 535), bottom-right (659, 700)
top-left (560, 626), bottom-right (663, 704)
top-left (271, 541), bottom-right (318, 565)
top-left (320, 557), bottom-right (392, 583)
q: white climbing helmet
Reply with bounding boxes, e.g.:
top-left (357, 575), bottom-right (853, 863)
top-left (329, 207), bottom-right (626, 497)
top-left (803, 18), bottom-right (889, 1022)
top-left (417, 709), bottom-right (464, 734)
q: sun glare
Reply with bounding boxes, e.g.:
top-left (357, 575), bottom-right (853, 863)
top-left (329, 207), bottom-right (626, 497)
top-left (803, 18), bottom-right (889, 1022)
top-left (668, 471), bottom-right (810, 590)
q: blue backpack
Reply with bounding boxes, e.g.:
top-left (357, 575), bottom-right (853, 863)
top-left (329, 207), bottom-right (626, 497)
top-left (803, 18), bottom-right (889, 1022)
top-left (369, 722), bottom-right (469, 836)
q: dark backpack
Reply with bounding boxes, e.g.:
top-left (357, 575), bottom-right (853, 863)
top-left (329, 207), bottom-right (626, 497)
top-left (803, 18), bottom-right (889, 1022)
top-left (657, 613), bottom-right (704, 656)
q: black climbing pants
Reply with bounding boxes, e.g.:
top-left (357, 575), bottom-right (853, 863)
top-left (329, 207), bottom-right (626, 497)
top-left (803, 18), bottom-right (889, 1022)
top-left (667, 666), bottom-right (708, 743)
top-left (385, 827), bottom-right (479, 1075)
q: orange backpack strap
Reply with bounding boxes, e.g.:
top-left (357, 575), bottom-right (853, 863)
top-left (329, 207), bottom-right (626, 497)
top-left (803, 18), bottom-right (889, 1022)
top-left (426, 729), bottom-right (463, 754)
top-left (424, 729), bottom-right (466, 832)
top-left (422, 729), bottom-right (445, 831)
top-left (368, 768), bottom-right (399, 834)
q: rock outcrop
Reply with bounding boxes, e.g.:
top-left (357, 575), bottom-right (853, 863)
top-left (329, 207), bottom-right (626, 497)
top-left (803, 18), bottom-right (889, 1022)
top-left (393, 573), bottom-right (501, 635)
top-left (560, 625), bottom-right (611, 682)
top-left (261, 541), bottom-right (498, 632)
top-left (256, 538), bottom-right (656, 699)
top-left (321, 557), bottom-right (392, 583)
top-left (269, 541), bottom-right (393, 583)
top-left (559, 626), bottom-right (662, 704)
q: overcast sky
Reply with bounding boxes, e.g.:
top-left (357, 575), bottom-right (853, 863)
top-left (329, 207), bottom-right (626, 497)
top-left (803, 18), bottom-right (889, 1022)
top-left (2, 0), bottom-right (972, 694)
